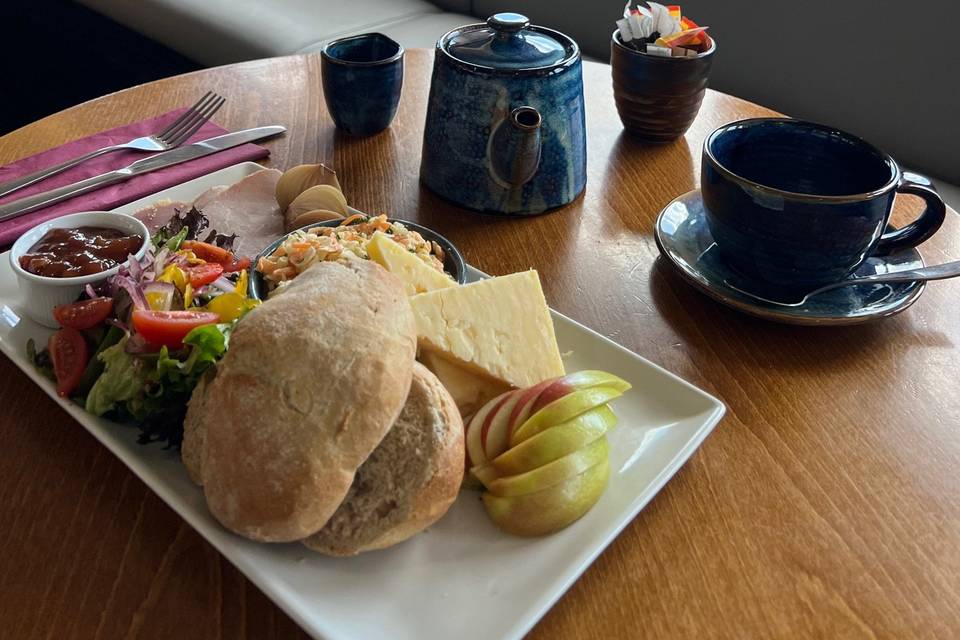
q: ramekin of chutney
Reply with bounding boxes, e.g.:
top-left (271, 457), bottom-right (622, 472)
top-left (10, 212), bottom-right (149, 327)
top-left (19, 226), bottom-right (143, 278)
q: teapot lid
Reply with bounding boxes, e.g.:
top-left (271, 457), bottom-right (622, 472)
top-left (441, 13), bottom-right (577, 71)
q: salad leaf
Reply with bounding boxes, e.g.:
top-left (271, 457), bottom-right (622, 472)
top-left (150, 323), bottom-right (230, 386)
top-left (81, 325), bottom-right (231, 444)
top-left (127, 395), bottom-right (193, 447)
top-left (184, 322), bottom-right (232, 361)
top-left (152, 206), bottom-right (236, 251)
top-left (75, 325), bottom-right (125, 398)
top-left (26, 338), bottom-right (54, 381)
top-left (123, 322), bottom-right (230, 446)
top-left (85, 337), bottom-right (148, 416)
top-left (152, 206), bottom-right (208, 249)
top-left (163, 226), bottom-right (189, 252)
top-left (201, 228), bottom-right (237, 252)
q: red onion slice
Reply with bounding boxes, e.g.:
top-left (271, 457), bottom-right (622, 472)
top-left (209, 276), bottom-right (235, 293)
top-left (113, 275), bottom-right (149, 311)
top-left (143, 281), bottom-right (176, 311)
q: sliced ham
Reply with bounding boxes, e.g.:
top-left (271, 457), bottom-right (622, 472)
top-left (192, 184), bottom-right (229, 209)
top-left (131, 168), bottom-right (283, 257)
top-left (134, 199), bottom-right (189, 234)
top-left (196, 168), bottom-right (282, 257)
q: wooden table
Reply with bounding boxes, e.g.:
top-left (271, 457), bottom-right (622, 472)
top-left (2, 50), bottom-right (959, 640)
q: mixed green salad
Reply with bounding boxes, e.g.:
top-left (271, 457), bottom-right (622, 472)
top-left (28, 208), bottom-right (258, 447)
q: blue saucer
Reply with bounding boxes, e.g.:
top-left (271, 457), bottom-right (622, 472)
top-left (653, 190), bottom-right (926, 325)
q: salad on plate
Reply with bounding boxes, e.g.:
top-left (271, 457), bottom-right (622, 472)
top-left (28, 207), bottom-right (258, 446)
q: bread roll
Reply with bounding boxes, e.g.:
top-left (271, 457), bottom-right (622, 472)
top-left (181, 368), bottom-right (213, 485)
top-left (303, 361), bottom-right (464, 555)
top-left (183, 257), bottom-right (416, 542)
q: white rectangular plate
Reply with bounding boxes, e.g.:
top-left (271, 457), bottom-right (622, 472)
top-left (0, 163), bottom-right (725, 640)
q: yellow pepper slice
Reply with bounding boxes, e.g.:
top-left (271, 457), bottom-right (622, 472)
top-left (157, 265), bottom-right (187, 291)
top-left (235, 269), bottom-right (249, 297)
top-left (206, 292), bottom-right (258, 323)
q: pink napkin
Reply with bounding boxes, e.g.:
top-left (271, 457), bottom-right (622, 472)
top-left (0, 108), bottom-right (271, 247)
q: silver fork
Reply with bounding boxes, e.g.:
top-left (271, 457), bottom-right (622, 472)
top-left (726, 260), bottom-right (960, 307)
top-left (0, 91), bottom-right (225, 198)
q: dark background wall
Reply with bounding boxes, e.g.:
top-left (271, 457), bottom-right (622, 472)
top-left (474, 0), bottom-right (960, 183)
top-left (2, 0), bottom-right (957, 183)
top-left (0, 1), bottom-right (199, 135)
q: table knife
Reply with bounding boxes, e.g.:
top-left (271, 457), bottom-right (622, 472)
top-left (0, 125), bottom-right (285, 223)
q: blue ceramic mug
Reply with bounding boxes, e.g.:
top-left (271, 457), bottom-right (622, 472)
top-left (702, 118), bottom-right (946, 288)
top-left (321, 33), bottom-right (404, 136)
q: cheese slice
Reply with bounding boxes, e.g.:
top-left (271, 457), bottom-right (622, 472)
top-left (419, 349), bottom-right (513, 418)
top-left (366, 231), bottom-right (455, 296)
top-left (409, 270), bottom-right (565, 388)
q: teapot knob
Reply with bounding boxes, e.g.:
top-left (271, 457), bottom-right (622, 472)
top-left (487, 13), bottom-right (530, 36)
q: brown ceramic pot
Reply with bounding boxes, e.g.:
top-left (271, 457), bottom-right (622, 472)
top-left (611, 31), bottom-right (716, 143)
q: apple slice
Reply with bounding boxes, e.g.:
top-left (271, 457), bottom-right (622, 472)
top-left (504, 377), bottom-right (559, 443)
top-left (482, 458), bottom-right (611, 536)
top-left (460, 472), bottom-right (483, 492)
top-left (493, 405), bottom-right (617, 476)
top-left (481, 389), bottom-right (524, 460)
top-left (470, 463), bottom-right (499, 490)
top-left (466, 390), bottom-right (512, 468)
top-left (511, 386), bottom-right (626, 446)
top-left (530, 370), bottom-right (631, 415)
top-left (485, 436), bottom-right (609, 497)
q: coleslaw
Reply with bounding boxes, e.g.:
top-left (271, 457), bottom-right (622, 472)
top-left (258, 214), bottom-right (446, 292)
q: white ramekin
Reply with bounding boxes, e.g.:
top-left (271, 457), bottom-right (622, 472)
top-left (9, 211), bottom-right (150, 328)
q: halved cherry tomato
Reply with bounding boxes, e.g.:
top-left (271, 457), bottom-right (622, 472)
top-left (131, 310), bottom-right (220, 348)
top-left (49, 327), bottom-right (89, 397)
top-left (187, 262), bottom-right (224, 288)
top-left (223, 256), bottom-right (251, 273)
top-left (180, 240), bottom-right (231, 264)
top-left (52, 297), bottom-right (114, 330)
top-left (179, 240), bottom-right (251, 272)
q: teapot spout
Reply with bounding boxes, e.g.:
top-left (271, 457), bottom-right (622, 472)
top-left (488, 106), bottom-right (542, 188)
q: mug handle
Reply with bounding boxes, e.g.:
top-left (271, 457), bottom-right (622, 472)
top-left (873, 172), bottom-right (947, 255)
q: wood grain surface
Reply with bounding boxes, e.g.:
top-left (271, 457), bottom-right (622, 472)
top-left (2, 50), bottom-right (959, 640)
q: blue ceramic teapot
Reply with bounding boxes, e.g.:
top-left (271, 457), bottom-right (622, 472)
top-left (420, 13), bottom-right (587, 215)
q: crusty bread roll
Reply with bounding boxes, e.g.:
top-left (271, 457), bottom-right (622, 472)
top-left (182, 257), bottom-right (416, 542)
top-left (181, 368), bottom-right (213, 485)
top-left (303, 361), bottom-right (464, 555)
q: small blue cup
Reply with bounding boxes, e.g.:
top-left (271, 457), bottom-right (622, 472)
top-left (701, 118), bottom-right (946, 288)
top-left (321, 33), bottom-right (404, 136)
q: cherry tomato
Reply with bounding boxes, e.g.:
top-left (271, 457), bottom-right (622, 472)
top-left (52, 297), bottom-right (114, 330)
top-left (223, 256), bottom-right (251, 273)
top-left (187, 262), bottom-right (224, 288)
top-left (49, 327), bottom-right (89, 397)
top-left (180, 240), bottom-right (231, 264)
top-left (132, 310), bottom-right (220, 349)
